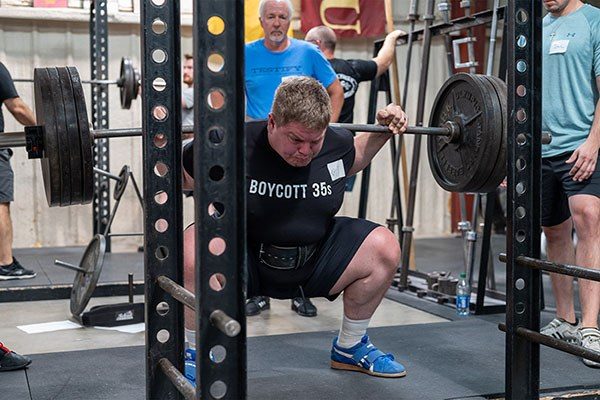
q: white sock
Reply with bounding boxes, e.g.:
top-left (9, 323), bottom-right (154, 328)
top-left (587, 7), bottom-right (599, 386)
top-left (185, 328), bottom-right (196, 350)
top-left (337, 315), bottom-right (370, 349)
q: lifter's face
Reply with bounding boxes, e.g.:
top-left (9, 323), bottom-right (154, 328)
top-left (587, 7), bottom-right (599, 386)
top-left (260, 1), bottom-right (291, 48)
top-left (267, 115), bottom-right (326, 167)
top-left (183, 58), bottom-right (193, 86)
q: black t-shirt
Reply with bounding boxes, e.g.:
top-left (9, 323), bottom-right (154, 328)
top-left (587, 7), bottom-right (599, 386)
top-left (0, 63), bottom-right (18, 133)
top-left (330, 58), bottom-right (377, 124)
top-left (183, 120), bottom-right (355, 246)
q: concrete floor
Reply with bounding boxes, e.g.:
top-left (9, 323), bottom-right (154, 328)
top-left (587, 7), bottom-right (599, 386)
top-left (0, 291), bottom-right (446, 356)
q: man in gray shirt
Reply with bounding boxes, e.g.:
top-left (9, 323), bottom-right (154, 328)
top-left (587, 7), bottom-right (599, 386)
top-left (182, 53), bottom-right (194, 131)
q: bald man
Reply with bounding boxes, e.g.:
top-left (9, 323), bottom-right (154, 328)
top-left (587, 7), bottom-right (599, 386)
top-left (305, 26), bottom-right (404, 191)
top-left (305, 26), bottom-right (404, 124)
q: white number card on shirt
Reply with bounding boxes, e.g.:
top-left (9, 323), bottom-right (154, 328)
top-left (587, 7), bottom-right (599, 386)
top-left (327, 159), bottom-right (346, 181)
top-left (549, 40), bottom-right (569, 54)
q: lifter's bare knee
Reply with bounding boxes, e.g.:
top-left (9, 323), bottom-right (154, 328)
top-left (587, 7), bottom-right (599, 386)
top-left (369, 227), bottom-right (401, 280)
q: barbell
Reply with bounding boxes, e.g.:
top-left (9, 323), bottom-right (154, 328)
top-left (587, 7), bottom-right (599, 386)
top-left (0, 66), bottom-right (548, 207)
top-left (13, 57), bottom-right (140, 110)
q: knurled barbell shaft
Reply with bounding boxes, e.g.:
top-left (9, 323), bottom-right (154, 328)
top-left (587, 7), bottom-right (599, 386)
top-left (0, 123), bottom-right (453, 149)
top-left (0, 124), bottom-right (552, 149)
top-left (330, 123), bottom-right (451, 136)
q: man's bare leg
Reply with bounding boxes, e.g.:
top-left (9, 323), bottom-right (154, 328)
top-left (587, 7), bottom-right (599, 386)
top-left (569, 195), bottom-right (600, 329)
top-left (0, 203), bottom-right (13, 266)
top-left (543, 218), bottom-right (577, 323)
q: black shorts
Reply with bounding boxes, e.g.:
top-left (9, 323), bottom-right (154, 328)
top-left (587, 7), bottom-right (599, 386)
top-left (248, 217), bottom-right (379, 300)
top-left (542, 151), bottom-right (600, 227)
top-left (0, 149), bottom-right (14, 203)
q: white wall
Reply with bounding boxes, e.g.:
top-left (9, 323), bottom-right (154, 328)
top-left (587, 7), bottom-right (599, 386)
top-left (0, 0), bottom-right (498, 249)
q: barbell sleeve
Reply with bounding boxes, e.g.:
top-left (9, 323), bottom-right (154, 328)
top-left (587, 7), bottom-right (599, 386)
top-left (14, 77), bottom-right (119, 86)
top-left (93, 167), bottom-right (122, 181)
top-left (54, 259), bottom-right (87, 274)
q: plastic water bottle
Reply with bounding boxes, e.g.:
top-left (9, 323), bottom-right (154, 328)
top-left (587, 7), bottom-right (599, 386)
top-left (456, 272), bottom-right (470, 316)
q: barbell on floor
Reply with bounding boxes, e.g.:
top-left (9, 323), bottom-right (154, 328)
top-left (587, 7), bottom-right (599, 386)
top-left (13, 58), bottom-right (140, 110)
top-left (0, 66), bottom-right (551, 207)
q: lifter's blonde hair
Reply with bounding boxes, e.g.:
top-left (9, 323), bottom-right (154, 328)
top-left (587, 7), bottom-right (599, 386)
top-left (271, 77), bottom-right (331, 131)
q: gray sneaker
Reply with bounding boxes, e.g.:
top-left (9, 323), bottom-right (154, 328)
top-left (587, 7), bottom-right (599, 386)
top-left (540, 318), bottom-right (580, 344)
top-left (579, 327), bottom-right (600, 368)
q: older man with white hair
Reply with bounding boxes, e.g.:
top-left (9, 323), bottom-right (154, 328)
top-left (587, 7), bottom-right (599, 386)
top-left (245, 0), bottom-right (343, 122)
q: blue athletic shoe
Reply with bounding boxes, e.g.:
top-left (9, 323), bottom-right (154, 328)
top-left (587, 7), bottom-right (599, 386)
top-left (184, 348), bottom-right (196, 387)
top-left (330, 335), bottom-right (407, 378)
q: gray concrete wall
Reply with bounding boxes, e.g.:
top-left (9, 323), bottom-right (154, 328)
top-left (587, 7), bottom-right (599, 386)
top-left (0, 1), bottom-right (502, 249)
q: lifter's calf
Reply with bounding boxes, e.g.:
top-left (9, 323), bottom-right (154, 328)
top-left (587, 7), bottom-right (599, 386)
top-left (329, 227), bottom-right (405, 377)
top-left (0, 203), bottom-right (13, 266)
top-left (330, 227), bottom-right (400, 320)
top-left (544, 219), bottom-right (577, 324)
top-left (183, 225), bottom-right (225, 331)
top-left (570, 195), bottom-right (600, 329)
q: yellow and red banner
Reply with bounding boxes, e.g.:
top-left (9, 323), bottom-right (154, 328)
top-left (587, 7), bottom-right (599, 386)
top-left (300, 0), bottom-right (386, 38)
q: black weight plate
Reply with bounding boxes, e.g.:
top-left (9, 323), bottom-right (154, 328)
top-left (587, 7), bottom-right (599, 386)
top-left (468, 74), bottom-right (503, 193)
top-left (67, 67), bottom-right (94, 205)
top-left (120, 57), bottom-right (135, 110)
top-left (113, 165), bottom-right (130, 201)
top-left (427, 73), bottom-right (500, 193)
top-left (70, 234), bottom-right (106, 316)
top-left (46, 68), bottom-right (72, 206)
top-left (481, 75), bottom-right (507, 193)
top-left (57, 67), bottom-right (84, 205)
top-left (34, 68), bottom-right (61, 207)
top-left (133, 67), bottom-right (140, 100)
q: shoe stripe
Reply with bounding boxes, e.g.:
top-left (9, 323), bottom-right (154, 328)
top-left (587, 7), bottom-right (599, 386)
top-left (333, 347), bottom-right (354, 359)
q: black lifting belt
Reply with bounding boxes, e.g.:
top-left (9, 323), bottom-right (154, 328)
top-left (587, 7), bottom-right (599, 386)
top-left (258, 243), bottom-right (318, 270)
top-left (182, 140), bottom-right (194, 178)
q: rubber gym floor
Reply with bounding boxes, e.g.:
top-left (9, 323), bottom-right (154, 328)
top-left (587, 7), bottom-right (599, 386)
top-left (1, 236), bottom-right (598, 400)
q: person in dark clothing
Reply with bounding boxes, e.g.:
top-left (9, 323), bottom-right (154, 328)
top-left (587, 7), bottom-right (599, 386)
top-left (0, 63), bottom-right (36, 280)
top-left (305, 26), bottom-right (404, 190)
top-left (182, 77), bottom-right (409, 378)
top-left (0, 62), bottom-right (36, 372)
top-left (304, 26), bottom-right (404, 125)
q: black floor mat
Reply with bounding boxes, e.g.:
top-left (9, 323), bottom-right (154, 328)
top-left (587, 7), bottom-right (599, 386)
top-left (1, 320), bottom-right (598, 400)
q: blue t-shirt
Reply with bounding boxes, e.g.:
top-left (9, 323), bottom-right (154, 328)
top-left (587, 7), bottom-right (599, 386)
top-left (542, 4), bottom-right (600, 158)
top-left (245, 38), bottom-right (337, 120)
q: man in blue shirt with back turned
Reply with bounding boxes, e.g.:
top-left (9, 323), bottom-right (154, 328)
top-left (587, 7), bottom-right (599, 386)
top-left (539, 0), bottom-right (600, 368)
top-left (244, 0), bottom-right (344, 318)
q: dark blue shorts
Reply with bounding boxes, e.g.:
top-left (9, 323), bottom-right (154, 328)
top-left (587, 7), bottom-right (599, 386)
top-left (542, 151), bottom-right (600, 227)
top-left (0, 149), bottom-right (14, 203)
top-left (248, 217), bottom-right (379, 300)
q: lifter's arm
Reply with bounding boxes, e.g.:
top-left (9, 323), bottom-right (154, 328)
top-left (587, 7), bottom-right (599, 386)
top-left (326, 79), bottom-right (344, 123)
top-left (372, 30), bottom-right (405, 77)
top-left (348, 103), bottom-right (407, 176)
top-left (4, 97), bottom-right (35, 126)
